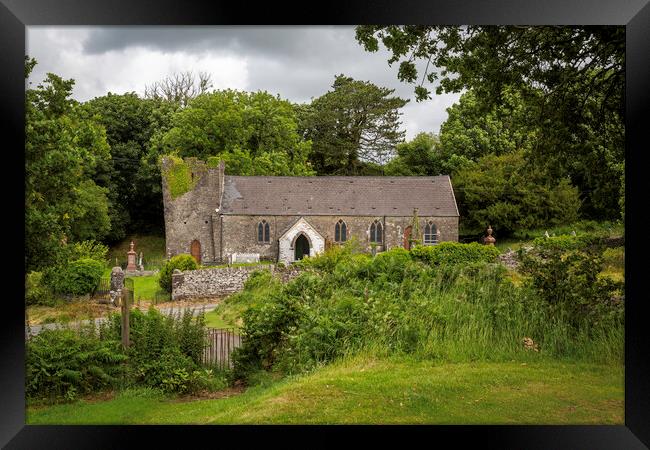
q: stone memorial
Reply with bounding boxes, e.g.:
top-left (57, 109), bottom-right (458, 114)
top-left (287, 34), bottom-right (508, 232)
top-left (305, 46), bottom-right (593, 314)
top-left (484, 225), bottom-right (496, 246)
top-left (126, 241), bottom-right (137, 272)
top-left (109, 266), bottom-right (124, 306)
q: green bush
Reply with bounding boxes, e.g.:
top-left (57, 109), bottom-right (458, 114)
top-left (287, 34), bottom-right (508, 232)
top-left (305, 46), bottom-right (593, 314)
top-left (519, 235), bottom-right (623, 329)
top-left (70, 240), bottom-right (109, 264)
top-left (44, 258), bottom-right (105, 296)
top-left (231, 242), bottom-right (623, 382)
top-left (26, 327), bottom-right (127, 401)
top-left (25, 271), bottom-right (57, 306)
top-left (411, 242), bottom-right (500, 266)
top-left (158, 254), bottom-right (199, 292)
top-left (101, 307), bottom-right (209, 393)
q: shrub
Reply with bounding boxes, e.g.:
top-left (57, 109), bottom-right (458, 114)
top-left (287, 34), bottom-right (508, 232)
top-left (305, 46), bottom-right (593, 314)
top-left (231, 241), bottom-right (624, 381)
top-left (368, 248), bottom-right (412, 282)
top-left (43, 258), bottom-right (105, 296)
top-left (70, 240), bottom-right (109, 264)
top-left (25, 271), bottom-right (57, 306)
top-left (26, 328), bottom-right (127, 401)
top-left (158, 254), bottom-right (198, 292)
top-left (101, 307), bottom-right (209, 393)
top-left (411, 242), bottom-right (500, 266)
top-left (519, 235), bottom-right (623, 329)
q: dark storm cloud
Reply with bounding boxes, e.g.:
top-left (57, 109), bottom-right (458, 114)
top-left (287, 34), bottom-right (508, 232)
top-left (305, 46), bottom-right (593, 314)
top-left (83, 26), bottom-right (352, 62)
top-left (28, 26), bottom-right (461, 137)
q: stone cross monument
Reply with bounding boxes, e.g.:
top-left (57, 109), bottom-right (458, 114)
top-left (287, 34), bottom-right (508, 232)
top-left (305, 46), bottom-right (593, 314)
top-left (126, 241), bottom-right (137, 272)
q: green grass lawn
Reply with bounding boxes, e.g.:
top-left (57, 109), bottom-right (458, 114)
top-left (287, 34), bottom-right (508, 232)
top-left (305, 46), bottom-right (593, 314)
top-left (128, 274), bottom-right (170, 303)
top-left (26, 356), bottom-right (623, 425)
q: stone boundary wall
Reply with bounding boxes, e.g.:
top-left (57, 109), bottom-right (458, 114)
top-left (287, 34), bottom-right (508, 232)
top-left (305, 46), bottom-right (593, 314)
top-left (171, 265), bottom-right (301, 300)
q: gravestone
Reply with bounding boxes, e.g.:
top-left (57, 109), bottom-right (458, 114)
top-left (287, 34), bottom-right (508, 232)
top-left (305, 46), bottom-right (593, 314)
top-left (484, 225), bottom-right (496, 246)
top-left (126, 241), bottom-right (137, 272)
top-left (109, 267), bottom-right (124, 306)
top-left (229, 253), bottom-right (260, 264)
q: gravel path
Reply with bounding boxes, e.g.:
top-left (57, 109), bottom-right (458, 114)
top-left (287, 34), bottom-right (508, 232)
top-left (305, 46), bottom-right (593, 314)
top-left (25, 303), bottom-right (221, 338)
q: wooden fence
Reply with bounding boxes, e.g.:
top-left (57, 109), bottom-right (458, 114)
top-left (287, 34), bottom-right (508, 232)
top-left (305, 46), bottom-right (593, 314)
top-left (203, 328), bottom-right (242, 370)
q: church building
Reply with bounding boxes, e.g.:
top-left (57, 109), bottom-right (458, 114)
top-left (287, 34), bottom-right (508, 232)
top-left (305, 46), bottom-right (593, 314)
top-left (161, 157), bottom-right (460, 265)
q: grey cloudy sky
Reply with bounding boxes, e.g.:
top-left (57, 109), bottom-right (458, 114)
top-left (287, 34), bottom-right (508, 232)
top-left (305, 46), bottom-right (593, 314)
top-left (26, 26), bottom-right (460, 139)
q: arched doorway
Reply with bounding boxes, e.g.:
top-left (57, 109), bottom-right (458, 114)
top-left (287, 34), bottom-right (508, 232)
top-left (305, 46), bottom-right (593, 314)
top-left (404, 226), bottom-right (412, 250)
top-left (294, 234), bottom-right (310, 260)
top-left (190, 240), bottom-right (201, 264)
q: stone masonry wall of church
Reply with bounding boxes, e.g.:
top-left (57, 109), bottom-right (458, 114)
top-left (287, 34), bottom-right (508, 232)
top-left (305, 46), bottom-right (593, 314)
top-left (162, 160), bottom-right (223, 263)
top-left (216, 214), bottom-right (458, 262)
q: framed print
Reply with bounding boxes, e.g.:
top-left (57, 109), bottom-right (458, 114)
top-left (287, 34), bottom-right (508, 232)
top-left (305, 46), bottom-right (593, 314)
top-left (2, 0), bottom-right (649, 447)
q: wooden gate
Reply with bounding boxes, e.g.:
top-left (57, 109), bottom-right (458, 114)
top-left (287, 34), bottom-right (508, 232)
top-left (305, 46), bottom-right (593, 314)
top-left (404, 226), bottom-right (412, 249)
top-left (203, 328), bottom-right (242, 370)
top-left (191, 239), bottom-right (201, 264)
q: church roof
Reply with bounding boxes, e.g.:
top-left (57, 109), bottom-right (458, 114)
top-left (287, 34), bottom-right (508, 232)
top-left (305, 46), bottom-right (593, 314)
top-left (220, 175), bottom-right (459, 217)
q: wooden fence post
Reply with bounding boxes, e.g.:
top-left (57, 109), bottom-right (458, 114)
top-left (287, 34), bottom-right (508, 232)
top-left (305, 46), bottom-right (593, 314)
top-left (121, 290), bottom-right (129, 348)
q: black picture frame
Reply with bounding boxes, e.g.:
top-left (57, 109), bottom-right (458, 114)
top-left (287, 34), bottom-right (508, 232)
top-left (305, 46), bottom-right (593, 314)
top-left (2, 0), bottom-right (648, 447)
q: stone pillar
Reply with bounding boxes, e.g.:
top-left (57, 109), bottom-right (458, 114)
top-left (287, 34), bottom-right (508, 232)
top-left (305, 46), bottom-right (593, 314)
top-left (126, 241), bottom-right (137, 272)
top-left (484, 225), bottom-right (496, 246)
top-left (171, 269), bottom-right (185, 301)
top-left (109, 267), bottom-right (124, 306)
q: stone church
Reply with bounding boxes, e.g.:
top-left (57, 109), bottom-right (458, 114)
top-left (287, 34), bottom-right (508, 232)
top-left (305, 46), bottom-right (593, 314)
top-left (161, 157), bottom-right (460, 265)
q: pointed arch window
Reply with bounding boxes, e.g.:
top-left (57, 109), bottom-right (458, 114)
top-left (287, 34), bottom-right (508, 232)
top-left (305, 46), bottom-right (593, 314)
top-left (369, 220), bottom-right (383, 243)
top-left (335, 220), bottom-right (347, 243)
top-left (424, 221), bottom-right (438, 245)
top-left (257, 220), bottom-right (270, 243)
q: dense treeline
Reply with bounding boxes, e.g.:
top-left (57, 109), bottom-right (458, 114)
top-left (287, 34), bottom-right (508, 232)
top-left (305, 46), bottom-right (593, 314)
top-left (25, 26), bottom-right (624, 272)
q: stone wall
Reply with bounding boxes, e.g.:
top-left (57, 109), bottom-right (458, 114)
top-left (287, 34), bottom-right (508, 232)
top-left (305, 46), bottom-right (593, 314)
top-left (218, 215), bottom-right (459, 263)
top-left (171, 265), bottom-right (301, 300)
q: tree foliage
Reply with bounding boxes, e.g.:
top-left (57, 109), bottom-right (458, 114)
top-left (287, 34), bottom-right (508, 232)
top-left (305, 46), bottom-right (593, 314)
top-left (25, 58), bottom-right (112, 271)
top-left (452, 151), bottom-right (581, 236)
top-left (80, 93), bottom-right (177, 239)
top-left (384, 132), bottom-right (472, 176)
top-left (156, 90), bottom-right (314, 176)
top-left (355, 26), bottom-right (624, 219)
top-left (298, 75), bottom-right (408, 175)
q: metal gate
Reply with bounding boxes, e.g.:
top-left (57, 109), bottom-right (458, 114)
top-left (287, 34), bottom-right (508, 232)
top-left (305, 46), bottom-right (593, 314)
top-left (203, 328), bottom-right (242, 370)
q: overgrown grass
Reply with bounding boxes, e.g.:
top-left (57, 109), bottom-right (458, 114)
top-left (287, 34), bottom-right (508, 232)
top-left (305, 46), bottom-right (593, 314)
top-left (494, 220), bottom-right (624, 251)
top-left (26, 300), bottom-right (114, 326)
top-left (600, 246), bottom-right (625, 283)
top-left (203, 273), bottom-right (279, 329)
top-left (26, 355), bottom-right (623, 425)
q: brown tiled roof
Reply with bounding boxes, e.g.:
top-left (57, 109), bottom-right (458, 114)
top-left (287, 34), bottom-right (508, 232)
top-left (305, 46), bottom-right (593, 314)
top-left (220, 175), bottom-right (459, 216)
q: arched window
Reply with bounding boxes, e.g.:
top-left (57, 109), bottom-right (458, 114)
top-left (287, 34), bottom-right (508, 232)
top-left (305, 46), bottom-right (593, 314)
top-left (424, 221), bottom-right (438, 245)
top-left (257, 220), bottom-right (270, 243)
top-left (369, 220), bottom-right (383, 243)
top-left (334, 220), bottom-right (347, 243)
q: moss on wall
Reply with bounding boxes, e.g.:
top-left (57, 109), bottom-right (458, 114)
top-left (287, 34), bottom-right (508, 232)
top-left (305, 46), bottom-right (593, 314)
top-left (163, 156), bottom-right (201, 199)
top-left (206, 156), bottom-right (223, 169)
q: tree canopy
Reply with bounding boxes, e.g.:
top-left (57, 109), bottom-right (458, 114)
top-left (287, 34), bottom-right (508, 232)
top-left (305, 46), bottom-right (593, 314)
top-left (25, 58), bottom-right (111, 271)
top-left (298, 75), bottom-right (408, 175)
top-left (156, 90), bottom-right (314, 176)
top-left (355, 26), bottom-right (624, 219)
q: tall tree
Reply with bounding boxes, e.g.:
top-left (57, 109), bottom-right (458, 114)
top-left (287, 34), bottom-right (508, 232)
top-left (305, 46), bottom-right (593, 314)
top-left (80, 93), bottom-right (177, 239)
top-left (453, 151), bottom-right (581, 236)
top-left (144, 71), bottom-right (213, 107)
top-left (299, 75), bottom-right (408, 175)
top-left (355, 26), bottom-right (624, 219)
top-left (155, 89), bottom-right (314, 176)
top-left (384, 132), bottom-right (472, 176)
top-left (25, 58), bottom-right (111, 271)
